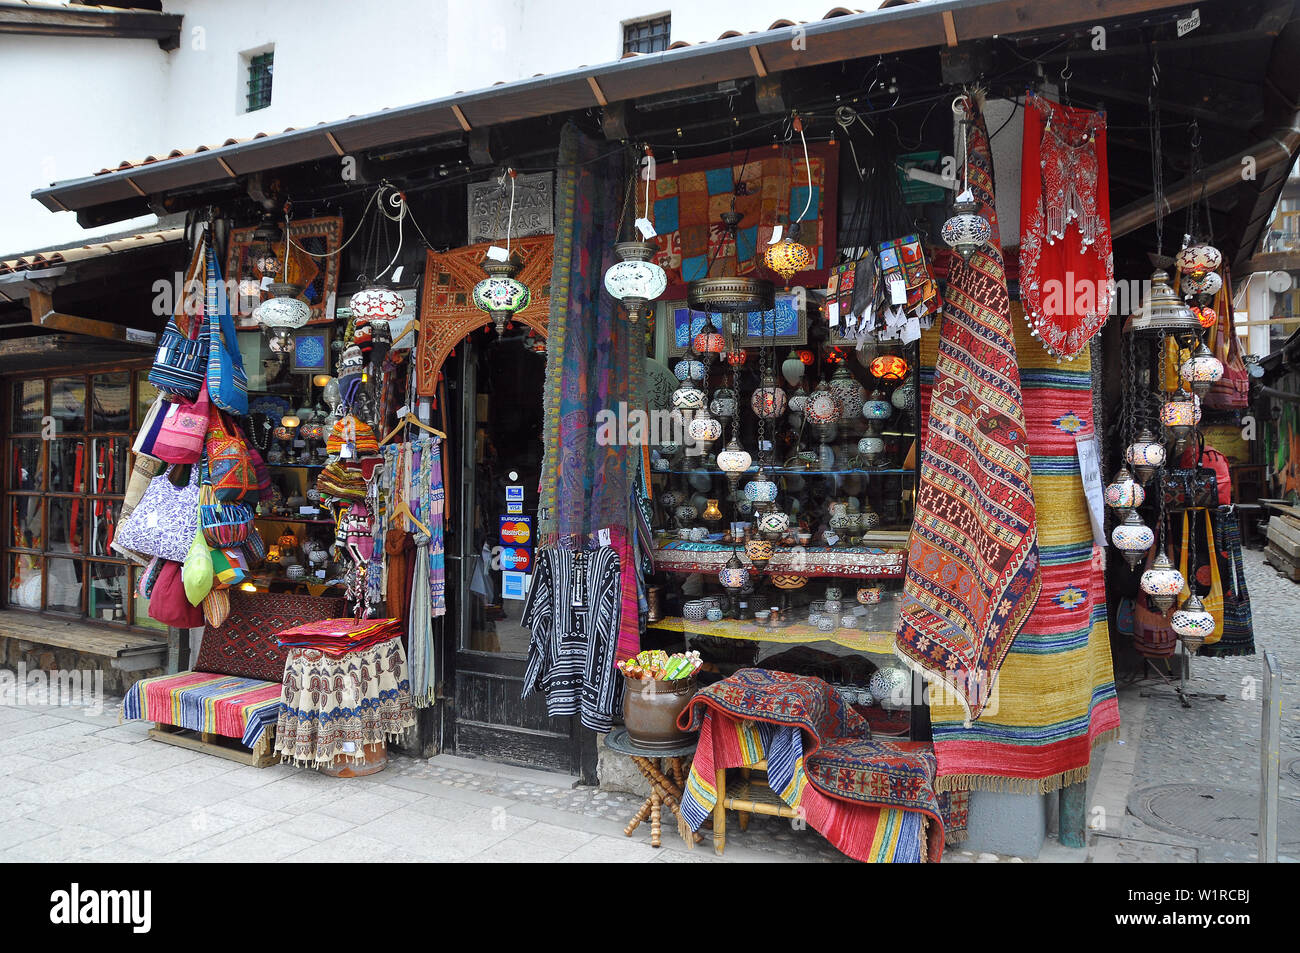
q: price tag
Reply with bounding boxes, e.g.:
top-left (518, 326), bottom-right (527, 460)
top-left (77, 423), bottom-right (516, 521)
top-left (768, 225), bottom-right (784, 245)
top-left (759, 440), bottom-right (773, 452)
top-left (260, 276), bottom-right (275, 291)
top-left (391, 266), bottom-right (404, 283)
top-left (634, 217), bottom-right (657, 239)
top-left (825, 532), bottom-right (840, 547)
top-left (888, 274), bottom-right (907, 305)
top-left (299, 506), bottom-right (320, 516)
top-left (315, 569), bottom-right (327, 579)
top-left (486, 245), bottom-right (510, 262)
top-left (597, 527), bottom-right (612, 548)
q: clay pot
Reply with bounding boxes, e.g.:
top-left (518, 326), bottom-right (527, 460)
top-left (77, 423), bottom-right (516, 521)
top-left (319, 740), bottom-right (388, 778)
top-left (623, 675), bottom-right (697, 749)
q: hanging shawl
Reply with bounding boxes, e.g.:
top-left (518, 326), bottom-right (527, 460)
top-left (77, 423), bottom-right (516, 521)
top-left (896, 96), bottom-right (1041, 724)
top-left (539, 122), bottom-right (640, 658)
top-left (1018, 93), bottom-right (1113, 361)
top-left (408, 532), bottom-right (434, 706)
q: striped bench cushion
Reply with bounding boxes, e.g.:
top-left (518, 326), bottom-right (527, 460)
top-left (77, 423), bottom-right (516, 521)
top-left (123, 671), bottom-right (281, 749)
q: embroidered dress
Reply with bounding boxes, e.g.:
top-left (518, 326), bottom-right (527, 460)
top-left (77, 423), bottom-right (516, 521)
top-left (1018, 93), bottom-right (1113, 361)
top-left (521, 546), bottom-right (623, 731)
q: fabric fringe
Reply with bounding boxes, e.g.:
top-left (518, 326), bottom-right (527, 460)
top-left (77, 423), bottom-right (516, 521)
top-left (678, 811), bottom-right (695, 850)
top-left (933, 727), bottom-right (1119, 794)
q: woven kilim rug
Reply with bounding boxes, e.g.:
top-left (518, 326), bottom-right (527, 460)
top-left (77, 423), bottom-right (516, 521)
top-left (676, 671), bottom-right (946, 861)
top-left (123, 672), bottom-right (281, 748)
top-left (920, 306), bottom-right (1121, 792)
top-left (896, 98), bottom-right (1041, 722)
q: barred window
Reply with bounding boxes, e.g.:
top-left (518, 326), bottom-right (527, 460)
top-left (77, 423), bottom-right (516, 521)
top-left (623, 15), bottom-right (670, 55)
top-left (246, 50), bottom-right (274, 113)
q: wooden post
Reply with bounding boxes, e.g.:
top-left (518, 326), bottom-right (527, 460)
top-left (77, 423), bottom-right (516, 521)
top-left (1260, 650), bottom-right (1280, 863)
top-left (1058, 781), bottom-right (1086, 848)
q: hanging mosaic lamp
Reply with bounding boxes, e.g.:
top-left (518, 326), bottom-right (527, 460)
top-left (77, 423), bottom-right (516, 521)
top-left (718, 550), bottom-right (750, 590)
top-left (1125, 270), bottom-right (1199, 334)
top-left (828, 363), bottom-right (866, 419)
top-left (254, 280), bottom-right (311, 353)
top-left (1170, 593), bottom-right (1215, 650)
top-left (1159, 388), bottom-right (1198, 443)
top-left (717, 437), bottom-right (753, 493)
top-left (692, 317), bottom-right (727, 360)
top-left (745, 537), bottom-right (774, 571)
top-left (603, 240), bottom-right (666, 323)
top-left (862, 390), bottom-right (893, 421)
top-left (349, 281), bottom-right (406, 322)
top-left (1112, 510), bottom-right (1155, 569)
top-left (701, 498), bottom-right (724, 526)
top-left (805, 380), bottom-right (842, 443)
top-left (1103, 465), bottom-right (1145, 520)
top-left (787, 388), bottom-right (810, 418)
top-left (750, 370), bottom-right (787, 420)
top-left (709, 387), bottom-right (738, 430)
top-left (757, 507), bottom-right (790, 541)
top-left (870, 354), bottom-right (909, 383)
top-left (1140, 550), bottom-right (1185, 612)
top-left (1174, 242), bottom-right (1222, 277)
top-left (1125, 428), bottom-right (1167, 484)
top-left (940, 189), bottom-right (992, 262)
top-left (857, 430), bottom-right (885, 467)
top-left (1179, 342), bottom-right (1225, 399)
top-left (891, 380), bottom-right (917, 412)
top-left (1191, 305), bottom-right (1218, 330)
top-left (725, 349), bottom-right (748, 367)
top-left (670, 376), bottom-right (706, 411)
top-left (762, 233), bottom-right (814, 283)
top-left (743, 469), bottom-right (779, 507)
top-left (472, 253), bottom-right (530, 335)
top-left (1181, 270), bottom-right (1223, 298)
top-left (687, 411), bottom-right (724, 447)
top-left (674, 352), bottom-right (706, 382)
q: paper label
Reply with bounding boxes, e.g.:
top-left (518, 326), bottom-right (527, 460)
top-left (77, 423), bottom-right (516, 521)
top-left (768, 225), bottom-right (784, 245)
top-left (634, 217), bottom-right (657, 239)
top-left (888, 275), bottom-right (907, 305)
top-left (390, 266), bottom-right (404, 283)
top-left (759, 440), bottom-right (773, 452)
top-left (824, 532), bottom-right (840, 547)
top-left (597, 527), bottom-right (612, 548)
top-left (828, 302), bottom-right (840, 327)
top-left (1075, 432), bottom-right (1107, 548)
top-left (486, 245), bottom-right (510, 262)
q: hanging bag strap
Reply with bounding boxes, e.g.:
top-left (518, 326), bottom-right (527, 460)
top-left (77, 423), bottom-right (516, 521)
top-left (1203, 509), bottom-right (1224, 643)
top-left (1178, 510), bottom-right (1192, 604)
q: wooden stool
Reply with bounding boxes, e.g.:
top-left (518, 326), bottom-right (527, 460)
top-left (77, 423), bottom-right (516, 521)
top-left (605, 729), bottom-right (702, 848)
top-left (711, 760), bottom-right (800, 856)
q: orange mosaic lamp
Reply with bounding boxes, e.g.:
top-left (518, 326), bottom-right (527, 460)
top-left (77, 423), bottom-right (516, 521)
top-left (870, 354), bottom-right (909, 382)
top-left (762, 236), bottom-right (813, 282)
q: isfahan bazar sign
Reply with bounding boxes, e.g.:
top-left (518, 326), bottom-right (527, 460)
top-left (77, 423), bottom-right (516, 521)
top-left (466, 172), bottom-right (553, 245)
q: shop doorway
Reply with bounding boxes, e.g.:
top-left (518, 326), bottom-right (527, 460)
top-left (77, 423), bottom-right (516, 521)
top-left (442, 328), bottom-right (589, 776)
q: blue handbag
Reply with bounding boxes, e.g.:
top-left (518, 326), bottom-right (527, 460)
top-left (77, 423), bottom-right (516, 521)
top-left (205, 246), bottom-right (249, 416)
top-left (148, 240), bottom-right (209, 401)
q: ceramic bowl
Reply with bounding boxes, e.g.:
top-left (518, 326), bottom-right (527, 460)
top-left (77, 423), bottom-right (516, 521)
top-left (683, 599), bottom-right (710, 622)
top-left (824, 586), bottom-right (842, 601)
top-left (706, 608), bottom-right (724, 622)
top-left (816, 616), bottom-right (836, 632)
top-left (754, 610), bottom-right (770, 624)
top-left (825, 599), bottom-right (843, 614)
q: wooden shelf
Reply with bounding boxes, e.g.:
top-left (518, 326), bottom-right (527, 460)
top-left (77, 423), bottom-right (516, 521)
top-left (653, 540), bottom-right (906, 579)
top-left (648, 614), bottom-right (895, 655)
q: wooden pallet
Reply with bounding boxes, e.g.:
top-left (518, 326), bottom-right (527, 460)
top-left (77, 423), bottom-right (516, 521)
top-left (148, 723), bottom-right (278, 768)
top-left (1267, 515), bottom-right (1300, 559)
top-left (1264, 545), bottom-right (1300, 582)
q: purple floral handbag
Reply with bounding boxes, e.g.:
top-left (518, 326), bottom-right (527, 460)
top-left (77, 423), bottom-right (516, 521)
top-left (111, 464), bottom-right (201, 564)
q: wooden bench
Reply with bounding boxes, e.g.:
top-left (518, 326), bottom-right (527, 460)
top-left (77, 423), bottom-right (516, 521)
top-left (0, 611), bottom-right (167, 673)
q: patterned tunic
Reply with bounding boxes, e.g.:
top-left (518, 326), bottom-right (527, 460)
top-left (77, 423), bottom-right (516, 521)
top-left (521, 546), bottom-right (623, 732)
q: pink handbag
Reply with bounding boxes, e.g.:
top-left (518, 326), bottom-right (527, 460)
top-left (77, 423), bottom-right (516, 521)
top-left (153, 382), bottom-right (211, 464)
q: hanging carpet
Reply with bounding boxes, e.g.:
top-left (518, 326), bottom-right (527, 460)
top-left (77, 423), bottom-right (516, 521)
top-left (896, 97), bottom-right (1041, 723)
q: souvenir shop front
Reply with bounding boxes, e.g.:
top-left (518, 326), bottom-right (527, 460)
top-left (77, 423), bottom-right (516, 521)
top-left (10, 0), bottom-right (1293, 857)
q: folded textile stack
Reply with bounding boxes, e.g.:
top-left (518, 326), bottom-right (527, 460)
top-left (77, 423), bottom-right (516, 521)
top-left (275, 616), bottom-right (403, 656)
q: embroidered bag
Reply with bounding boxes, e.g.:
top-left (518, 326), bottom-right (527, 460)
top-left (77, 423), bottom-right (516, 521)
top-left (112, 464), bottom-right (201, 564)
top-left (198, 481), bottom-right (253, 547)
top-left (182, 524), bottom-right (214, 606)
top-left (147, 559), bottom-right (205, 628)
top-left (1176, 510), bottom-right (1224, 645)
top-left (1211, 514), bottom-right (1254, 656)
top-left (204, 246), bottom-right (249, 416)
top-left (1163, 432), bottom-right (1219, 512)
top-left (149, 238), bottom-right (209, 401)
top-left (211, 547), bottom-right (249, 587)
top-left (1204, 268), bottom-right (1249, 410)
top-left (202, 588), bottom-right (230, 627)
top-left (132, 395), bottom-right (168, 462)
top-left (153, 381), bottom-right (211, 465)
top-left (205, 412), bottom-right (259, 502)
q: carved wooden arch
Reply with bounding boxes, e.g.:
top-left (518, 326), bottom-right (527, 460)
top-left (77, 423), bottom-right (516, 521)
top-left (416, 235), bottom-right (554, 394)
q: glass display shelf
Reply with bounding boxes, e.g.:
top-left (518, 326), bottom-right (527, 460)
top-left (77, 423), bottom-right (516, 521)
top-left (647, 614), bottom-right (895, 655)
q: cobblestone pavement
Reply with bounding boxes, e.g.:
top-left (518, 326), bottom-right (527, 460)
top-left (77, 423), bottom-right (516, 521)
top-left (2, 549), bottom-right (1289, 864)
top-left (0, 688), bottom-right (1024, 863)
top-left (1089, 548), bottom-right (1300, 863)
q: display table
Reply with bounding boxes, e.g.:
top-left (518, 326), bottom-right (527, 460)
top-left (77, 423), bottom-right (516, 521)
top-left (604, 728), bottom-right (702, 848)
top-left (274, 635), bottom-right (416, 773)
top-left (647, 615), bottom-right (896, 655)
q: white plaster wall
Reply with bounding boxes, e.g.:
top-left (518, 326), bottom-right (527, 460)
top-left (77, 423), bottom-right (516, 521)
top-left (1, 0), bottom-right (839, 256)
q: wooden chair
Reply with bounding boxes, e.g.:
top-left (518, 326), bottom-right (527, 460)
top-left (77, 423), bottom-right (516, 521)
top-left (712, 760), bottom-right (800, 855)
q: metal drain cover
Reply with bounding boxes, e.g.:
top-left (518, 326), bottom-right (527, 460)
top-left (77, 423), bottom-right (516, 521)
top-left (1129, 784), bottom-right (1299, 848)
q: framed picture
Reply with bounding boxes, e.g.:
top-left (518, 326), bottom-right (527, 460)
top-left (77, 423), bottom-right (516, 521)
top-left (226, 215), bottom-right (343, 327)
top-left (663, 290), bottom-right (808, 358)
top-left (289, 329), bottom-right (330, 374)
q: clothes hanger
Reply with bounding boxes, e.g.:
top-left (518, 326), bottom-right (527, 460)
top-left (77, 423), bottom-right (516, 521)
top-left (390, 497), bottom-right (429, 536)
top-left (380, 410), bottom-right (446, 445)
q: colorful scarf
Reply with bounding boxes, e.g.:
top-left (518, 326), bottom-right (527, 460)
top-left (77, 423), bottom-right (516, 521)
top-left (922, 314), bottom-right (1120, 792)
top-left (896, 98), bottom-right (1041, 723)
top-left (539, 122), bottom-right (640, 658)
